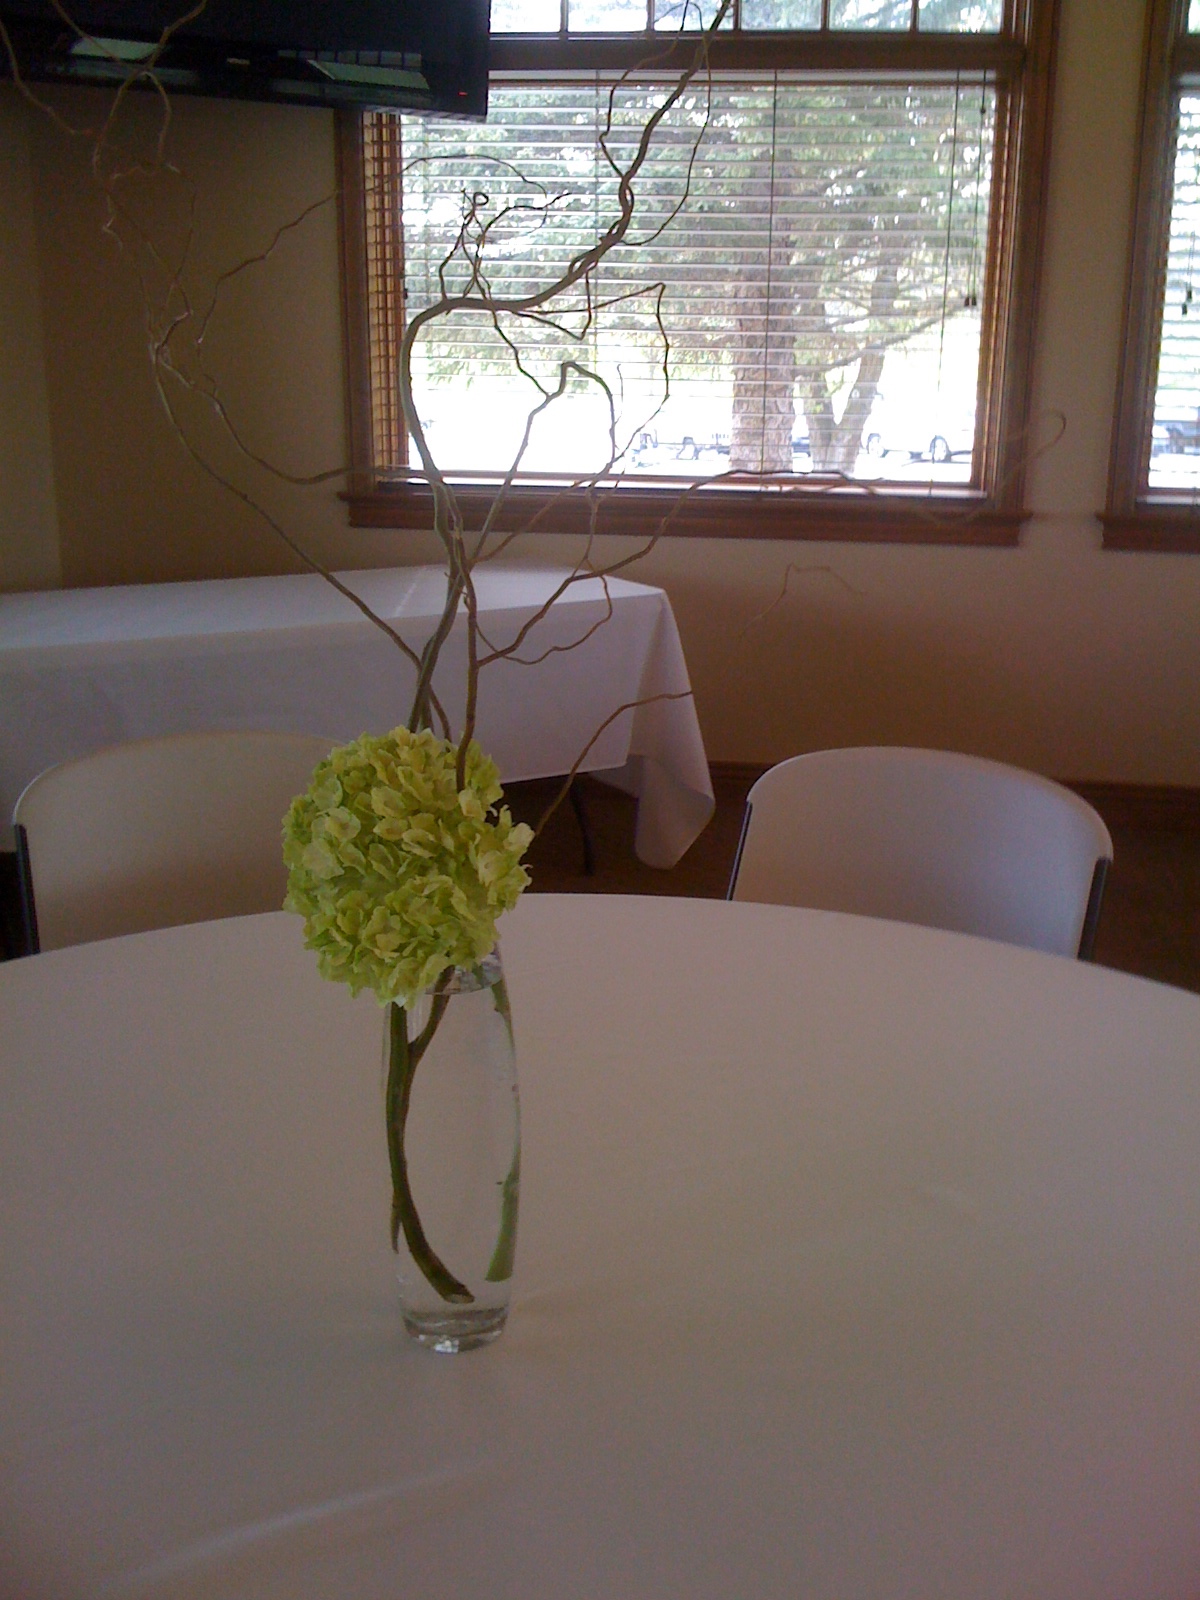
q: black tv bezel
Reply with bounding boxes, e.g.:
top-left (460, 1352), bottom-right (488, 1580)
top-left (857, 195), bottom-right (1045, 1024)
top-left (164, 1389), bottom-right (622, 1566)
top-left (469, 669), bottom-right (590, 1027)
top-left (0, 2), bottom-right (491, 117)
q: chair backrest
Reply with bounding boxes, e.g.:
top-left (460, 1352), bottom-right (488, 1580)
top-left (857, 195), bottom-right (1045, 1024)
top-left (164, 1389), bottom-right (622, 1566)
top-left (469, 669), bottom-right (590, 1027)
top-left (728, 747), bottom-right (1113, 959)
top-left (13, 730), bottom-right (335, 952)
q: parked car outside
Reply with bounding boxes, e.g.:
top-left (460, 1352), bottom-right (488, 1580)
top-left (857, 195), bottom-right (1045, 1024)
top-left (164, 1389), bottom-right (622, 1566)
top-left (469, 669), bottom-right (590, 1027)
top-left (630, 429), bottom-right (731, 472)
top-left (1152, 409), bottom-right (1200, 454)
top-left (863, 393), bottom-right (976, 463)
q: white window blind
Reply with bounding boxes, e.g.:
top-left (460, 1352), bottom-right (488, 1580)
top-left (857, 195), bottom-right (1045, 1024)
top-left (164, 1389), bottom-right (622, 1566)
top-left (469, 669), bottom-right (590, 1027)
top-left (397, 73), bottom-right (994, 484)
top-left (1151, 92), bottom-right (1200, 487)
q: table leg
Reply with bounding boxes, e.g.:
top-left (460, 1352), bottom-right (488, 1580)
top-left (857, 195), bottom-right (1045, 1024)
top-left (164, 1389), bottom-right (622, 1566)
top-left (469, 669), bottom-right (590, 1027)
top-left (568, 777), bottom-right (597, 877)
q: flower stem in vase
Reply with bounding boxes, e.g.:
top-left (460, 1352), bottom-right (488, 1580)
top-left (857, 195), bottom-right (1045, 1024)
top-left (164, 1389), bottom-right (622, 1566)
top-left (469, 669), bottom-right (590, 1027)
top-left (385, 988), bottom-right (474, 1305)
top-left (485, 972), bottom-right (519, 1283)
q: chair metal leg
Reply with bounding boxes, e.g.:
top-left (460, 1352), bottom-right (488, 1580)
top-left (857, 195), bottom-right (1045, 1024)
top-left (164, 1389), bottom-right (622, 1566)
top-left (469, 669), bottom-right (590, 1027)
top-left (14, 824), bottom-right (40, 956)
top-left (726, 802), bottom-right (753, 900)
top-left (1077, 856), bottom-right (1109, 961)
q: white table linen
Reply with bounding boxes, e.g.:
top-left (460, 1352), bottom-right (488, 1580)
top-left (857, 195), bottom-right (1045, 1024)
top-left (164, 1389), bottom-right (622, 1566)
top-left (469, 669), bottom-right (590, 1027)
top-left (3, 897), bottom-right (1200, 1598)
top-left (0, 566), bottom-right (714, 865)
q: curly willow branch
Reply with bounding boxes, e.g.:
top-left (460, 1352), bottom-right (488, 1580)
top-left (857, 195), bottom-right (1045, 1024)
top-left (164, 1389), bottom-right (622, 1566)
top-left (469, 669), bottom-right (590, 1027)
top-left (10, 0), bottom-right (872, 848)
top-left (397, 0), bottom-right (734, 767)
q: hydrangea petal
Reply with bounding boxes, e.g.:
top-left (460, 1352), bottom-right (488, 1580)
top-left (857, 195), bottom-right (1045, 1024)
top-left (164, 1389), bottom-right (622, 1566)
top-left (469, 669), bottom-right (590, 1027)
top-left (283, 727), bottom-right (532, 1006)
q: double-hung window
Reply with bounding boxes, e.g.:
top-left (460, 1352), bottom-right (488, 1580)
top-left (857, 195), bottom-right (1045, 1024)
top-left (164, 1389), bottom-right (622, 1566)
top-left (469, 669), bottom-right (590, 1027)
top-left (1106, 0), bottom-right (1200, 547)
top-left (340, 0), bottom-right (1057, 544)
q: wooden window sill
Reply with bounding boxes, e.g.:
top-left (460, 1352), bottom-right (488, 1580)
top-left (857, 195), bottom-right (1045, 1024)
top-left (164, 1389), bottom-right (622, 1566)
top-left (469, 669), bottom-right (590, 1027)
top-left (347, 482), bottom-right (1027, 545)
top-left (1100, 508), bottom-right (1200, 551)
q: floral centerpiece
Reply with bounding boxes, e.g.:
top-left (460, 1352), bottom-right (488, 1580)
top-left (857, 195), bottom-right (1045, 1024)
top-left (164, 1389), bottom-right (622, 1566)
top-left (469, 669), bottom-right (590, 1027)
top-left (272, 0), bottom-right (727, 1357)
top-left (284, 725), bottom-right (532, 1349)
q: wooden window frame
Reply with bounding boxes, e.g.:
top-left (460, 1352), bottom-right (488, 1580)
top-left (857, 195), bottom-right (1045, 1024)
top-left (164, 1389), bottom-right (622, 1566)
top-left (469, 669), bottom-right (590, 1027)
top-left (339, 3), bottom-right (1059, 546)
top-left (1103, 0), bottom-right (1200, 550)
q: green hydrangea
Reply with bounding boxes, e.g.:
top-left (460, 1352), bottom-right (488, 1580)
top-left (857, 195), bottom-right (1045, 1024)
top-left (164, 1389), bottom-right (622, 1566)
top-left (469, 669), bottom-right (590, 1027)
top-left (283, 727), bottom-right (533, 1006)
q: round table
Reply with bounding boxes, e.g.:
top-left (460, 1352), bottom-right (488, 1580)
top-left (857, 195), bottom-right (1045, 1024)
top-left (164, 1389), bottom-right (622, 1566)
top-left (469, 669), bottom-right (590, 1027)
top-left (3, 897), bottom-right (1200, 1598)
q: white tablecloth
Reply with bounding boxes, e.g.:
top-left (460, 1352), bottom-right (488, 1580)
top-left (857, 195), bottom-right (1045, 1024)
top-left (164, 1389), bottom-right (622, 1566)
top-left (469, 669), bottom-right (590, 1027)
top-left (0, 566), bottom-right (713, 865)
top-left (3, 897), bottom-right (1200, 1598)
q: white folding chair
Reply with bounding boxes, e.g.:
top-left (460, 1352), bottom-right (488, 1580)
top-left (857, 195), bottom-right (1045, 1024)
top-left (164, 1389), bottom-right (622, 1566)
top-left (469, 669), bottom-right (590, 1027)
top-left (728, 747), bottom-right (1113, 959)
top-left (13, 730), bottom-right (335, 952)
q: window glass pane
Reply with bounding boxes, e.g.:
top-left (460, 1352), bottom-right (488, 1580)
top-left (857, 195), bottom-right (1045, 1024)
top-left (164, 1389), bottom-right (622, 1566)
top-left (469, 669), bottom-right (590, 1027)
top-left (829, 0), bottom-right (912, 30)
top-left (1151, 95), bottom-right (1200, 488)
top-left (740, 0), bottom-right (821, 28)
top-left (399, 76), bottom-right (993, 485)
top-left (491, 0), bottom-right (562, 31)
top-left (1190, 0), bottom-right (1200, 31)
top-left (567, 0), bottom-right (647, 30)
top-left (653, 0), bottom-right (734, 29)
top-left (918, 0), bottom-right (1003, 31)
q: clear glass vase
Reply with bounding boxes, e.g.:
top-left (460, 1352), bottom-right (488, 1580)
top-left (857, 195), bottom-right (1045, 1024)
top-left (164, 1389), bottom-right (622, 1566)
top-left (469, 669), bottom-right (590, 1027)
top-left (384, 950), bottom-right (519, 1353)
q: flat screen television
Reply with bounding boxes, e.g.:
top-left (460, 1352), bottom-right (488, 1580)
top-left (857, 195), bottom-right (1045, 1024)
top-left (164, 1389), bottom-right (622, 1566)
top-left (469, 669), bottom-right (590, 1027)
top-left (0, 1), bottom-right (491, 117)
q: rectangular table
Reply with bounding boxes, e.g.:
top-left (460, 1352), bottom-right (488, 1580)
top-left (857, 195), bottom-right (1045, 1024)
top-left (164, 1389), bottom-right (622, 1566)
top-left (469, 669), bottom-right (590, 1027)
top-left (0, 564), bottom-right (713, 865)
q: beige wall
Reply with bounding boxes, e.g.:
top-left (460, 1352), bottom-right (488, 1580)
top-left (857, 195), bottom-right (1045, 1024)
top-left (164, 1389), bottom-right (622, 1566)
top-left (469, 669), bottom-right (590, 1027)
top-left (0, 87), bottom-right (59, 590)
top-left (15, 85), bottom-right (360, 588)
top-left (5, 0), bottom-right (1200, 783)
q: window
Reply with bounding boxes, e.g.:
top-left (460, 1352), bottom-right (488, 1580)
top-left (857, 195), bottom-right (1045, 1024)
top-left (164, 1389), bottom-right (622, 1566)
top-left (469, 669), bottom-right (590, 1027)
top-left (1105, 0), bottom-right (1200, 547)
top-left (340, 0), bottom-right (1057, 544)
